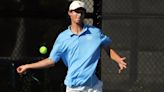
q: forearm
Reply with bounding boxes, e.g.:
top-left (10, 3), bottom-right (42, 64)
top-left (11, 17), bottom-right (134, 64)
top-left (26, 58), bottom-right (55, 69)
top-left (110, 49), bottom-right (122, 63)
top-left (104, 48), bottom-right (127, 73)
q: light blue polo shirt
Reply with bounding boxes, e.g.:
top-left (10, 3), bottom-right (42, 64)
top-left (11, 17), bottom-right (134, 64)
top-left (49, 25), bottom-right (112, 88)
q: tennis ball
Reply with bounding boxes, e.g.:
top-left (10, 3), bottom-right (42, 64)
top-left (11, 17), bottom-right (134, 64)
top-left (39, 46), bottom-right (47, 54)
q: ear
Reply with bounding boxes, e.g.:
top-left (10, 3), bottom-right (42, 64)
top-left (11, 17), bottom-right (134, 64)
top-left (68, 11), bottom-right (71, 16)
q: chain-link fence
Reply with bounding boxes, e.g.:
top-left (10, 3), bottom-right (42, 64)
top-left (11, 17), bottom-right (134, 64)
top-left (0, 0), bottom-right (164, 92)
top-left (0, 0), bottom-right (94, 92)
top-left (101, 0), bottom-right (164, 92)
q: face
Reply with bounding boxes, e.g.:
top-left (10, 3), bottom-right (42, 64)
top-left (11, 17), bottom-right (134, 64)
top-left (68, 8), bottom-right (86, 24)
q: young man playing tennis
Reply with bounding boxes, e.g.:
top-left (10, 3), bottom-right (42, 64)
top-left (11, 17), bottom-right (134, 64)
top-left (17, 1), bottom-right (127, 92)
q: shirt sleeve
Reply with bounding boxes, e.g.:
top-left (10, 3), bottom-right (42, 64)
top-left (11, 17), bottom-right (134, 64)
top-left (48, 36), bottom-right (63, 63)
top-left (100, 31), bottom-right (112, 47)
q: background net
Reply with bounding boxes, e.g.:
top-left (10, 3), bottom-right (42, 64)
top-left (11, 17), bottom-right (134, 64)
top-left (0, 0), bottom-right (163, 92)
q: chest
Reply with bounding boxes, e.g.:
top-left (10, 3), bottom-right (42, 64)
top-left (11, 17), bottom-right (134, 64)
top-left (66, 34), bottom-right (101, 50)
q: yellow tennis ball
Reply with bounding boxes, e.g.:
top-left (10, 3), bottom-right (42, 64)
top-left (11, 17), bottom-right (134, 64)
top-left (39, 46), bottom-right (47, 54)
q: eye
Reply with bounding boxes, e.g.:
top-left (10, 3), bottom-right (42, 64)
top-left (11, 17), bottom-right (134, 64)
top-left (74, 10), bottom-right (85, 14)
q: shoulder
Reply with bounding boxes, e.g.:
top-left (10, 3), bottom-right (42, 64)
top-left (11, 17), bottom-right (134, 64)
top-left (56, 28), bottom-right (70, 42)
top-left (86, 25), bottom-right (101, 32)
top-left (86, 25), bottom-right (100, 30)
top-left (85, 25), bottom-right (102, 35)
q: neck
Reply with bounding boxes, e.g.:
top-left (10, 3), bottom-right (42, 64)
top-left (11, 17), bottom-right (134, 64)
top-left (70, 23), bottom-right (83, 35)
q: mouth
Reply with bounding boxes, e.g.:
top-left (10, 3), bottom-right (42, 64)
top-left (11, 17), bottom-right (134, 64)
top-left (76, 18), bottom-right (81, 21)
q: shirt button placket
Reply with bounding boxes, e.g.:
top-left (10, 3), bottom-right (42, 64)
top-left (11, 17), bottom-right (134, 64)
top-left (77, 35), bottom-right (80, 55)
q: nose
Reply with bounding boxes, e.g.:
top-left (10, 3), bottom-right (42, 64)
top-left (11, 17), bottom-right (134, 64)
top-left (77, 13), bottom-right (82, 17)
top-left (77, 13), bottom-right (82, 18)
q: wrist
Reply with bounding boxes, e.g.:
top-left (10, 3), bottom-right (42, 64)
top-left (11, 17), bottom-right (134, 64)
top-left (25, 64), bottom-right (31, 69)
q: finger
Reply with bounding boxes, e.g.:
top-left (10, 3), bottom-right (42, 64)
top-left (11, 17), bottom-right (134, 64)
top-left (122, 62), bottom-right (127, 65)
top-left (123, 64), bottom-right (127, 69)
top-left (16, 68), bottom-right (21, 72)
top-left (119, 68), bottom-right (123, 73)
top-left (17, 68), bottom-right (24, 74)
top-left (119, 66), bottom-right (123, 73)
top-left (119, 63), bottom-right (127, 68)
top-left (119, 69), bottom-right (121, 73)
top-left (122, 57), bottom-right (126, 60)
top-left (119, 65), bottom-right (127, 73)
top-left (18, 68), bottom-right (23, 72)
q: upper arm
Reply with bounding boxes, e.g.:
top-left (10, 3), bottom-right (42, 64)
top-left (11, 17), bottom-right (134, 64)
top-left (103, 45), bottom-right (110, 56)
top-left (99, 30), bottom-right (112, 47)
top-left (48, 34), bottom-right (64, 63)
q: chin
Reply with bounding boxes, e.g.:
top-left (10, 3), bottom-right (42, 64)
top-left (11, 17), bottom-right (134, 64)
top-left (75, 21), bottom-right (81, 24)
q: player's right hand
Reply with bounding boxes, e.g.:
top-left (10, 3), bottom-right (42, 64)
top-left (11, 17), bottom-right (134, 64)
top-left (16, 64), bottom-right (29, 74)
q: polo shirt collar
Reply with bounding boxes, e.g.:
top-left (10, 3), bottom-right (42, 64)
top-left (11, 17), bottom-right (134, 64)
top-left (79, 25), bottom-right (88, 36)
top-left (67, 25), bottom-right (88, 37)
top-left (67, 26), bottom-right (74, 36)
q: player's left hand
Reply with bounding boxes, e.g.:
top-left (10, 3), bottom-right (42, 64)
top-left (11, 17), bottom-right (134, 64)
top-left (118, 57), bottom-right (127, 73)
